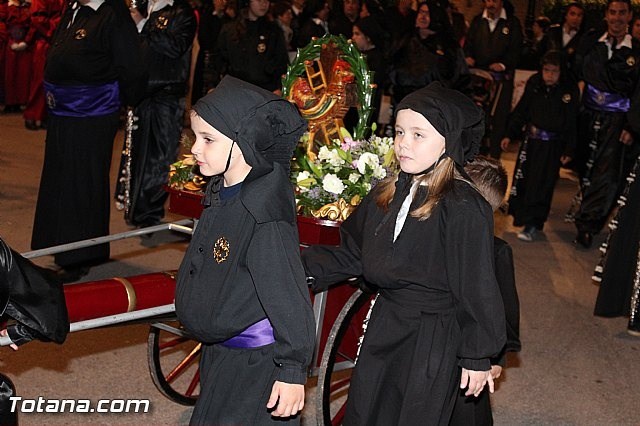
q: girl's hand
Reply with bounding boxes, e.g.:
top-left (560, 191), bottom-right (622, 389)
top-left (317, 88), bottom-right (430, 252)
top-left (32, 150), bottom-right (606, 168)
top-left (266, 381), bottom-right (305, 417)
top-left (460, 368), bottom-right (494, 397)
top-left (0, 329), bottom-right (18, 351)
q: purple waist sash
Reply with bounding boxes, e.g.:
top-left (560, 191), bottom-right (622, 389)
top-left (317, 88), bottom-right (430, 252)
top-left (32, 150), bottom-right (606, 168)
top-left (44, 80), bottom-right (121, 117)
top-left (583, 84), bottom-right (630, 113)
top-left (527, 125), bottom-right (558, 141)
top-left (221, 318), bottom-right (275, 349)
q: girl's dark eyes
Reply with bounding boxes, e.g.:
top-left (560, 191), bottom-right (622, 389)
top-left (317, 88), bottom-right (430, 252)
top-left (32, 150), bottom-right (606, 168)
top-left (204, 137), bottom-right (214, 144)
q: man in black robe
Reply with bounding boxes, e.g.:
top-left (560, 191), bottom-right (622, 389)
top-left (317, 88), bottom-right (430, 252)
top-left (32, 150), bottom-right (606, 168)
top-left (572, 0), bottom-right (640, 248)
top-left (31, 0), bottom-right (146, 278)
top-left (116, 0), bottom-right (197, 228)
top-left (464, 0), bottom-right (522, 159)
top-left (546, 2), bottom-right (584, 81)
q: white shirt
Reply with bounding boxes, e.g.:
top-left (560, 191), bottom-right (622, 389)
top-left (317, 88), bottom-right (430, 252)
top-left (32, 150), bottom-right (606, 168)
top-left (562, 25), bottom-right (577, 47)
top-left (482, 7), bottom-right (506, 33)
top-left (598, 32), bottom-right (632, 59)
top-left (394, 181), bottom-right (419, 242)
top-left (70, 0), bottom-right (104, 26)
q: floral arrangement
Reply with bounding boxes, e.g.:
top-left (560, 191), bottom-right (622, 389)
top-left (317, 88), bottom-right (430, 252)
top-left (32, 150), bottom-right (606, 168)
top-left (292, 133), bottom-right (397, 220)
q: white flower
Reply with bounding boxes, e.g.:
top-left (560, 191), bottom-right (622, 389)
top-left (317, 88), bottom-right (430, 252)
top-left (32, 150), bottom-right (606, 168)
top-left (372, 164), bottom-right (387, 179)
top-left (318, 146), bottom-right (331, 161)
top-left (348, 172), bottom-right (361, 183)
top-left (319, 146), bottom-right (345, 168)
top-left (363, 182), bottom-right (372, 192)
top-left (375, 138), bottom-right (392, 155)
top-left (357, 152), bottom-right (380, 174)
top-left (322, 174), bottom-right (345, 195)
top-left (296, 171), bottom-right (314, 192)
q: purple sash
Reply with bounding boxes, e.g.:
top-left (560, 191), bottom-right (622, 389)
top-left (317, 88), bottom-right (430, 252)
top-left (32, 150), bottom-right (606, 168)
top-left (221, 318), bottom-right (276, 349)
top-left (527, 125), bottom-right (558, 141)
top-left (44, 81), bottom-right (121, 117)
top-left (583, 84), bottom-right (630, 113)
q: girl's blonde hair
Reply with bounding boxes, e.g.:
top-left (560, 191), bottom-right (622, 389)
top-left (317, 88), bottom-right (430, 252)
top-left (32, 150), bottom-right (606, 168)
top-left (375, 157), bottom-right (460, 220)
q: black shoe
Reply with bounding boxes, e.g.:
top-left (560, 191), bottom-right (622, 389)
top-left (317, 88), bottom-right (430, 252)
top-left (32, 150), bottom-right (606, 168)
top-left (574, 231), bottom-right (593, 249)
top-left (54, 266), bottom-right (91, 283)
top-left (25, 120), bottom-right (38, 130)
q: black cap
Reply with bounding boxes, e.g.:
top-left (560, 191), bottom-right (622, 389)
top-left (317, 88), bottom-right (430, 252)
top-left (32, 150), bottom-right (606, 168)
top-left (395, 82), bottom-right (484, 166)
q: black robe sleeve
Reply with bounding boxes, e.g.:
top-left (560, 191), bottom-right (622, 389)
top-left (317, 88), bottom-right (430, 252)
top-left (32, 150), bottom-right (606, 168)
top-left (505, 74), bottom-right (535, 140)
top-left (247, 221), bottom-right (316, 384)
top-left (1, 238), bottom-right (69, 346)
top-left (142, 3), bottom-right (196, 60)
top-left (444, 201), bottom-right (506, 371)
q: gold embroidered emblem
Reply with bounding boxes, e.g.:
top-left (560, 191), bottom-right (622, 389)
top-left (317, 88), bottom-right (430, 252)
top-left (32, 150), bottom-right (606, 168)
top-left (257, 42), bottom-right (266, 53)
top-left (213, 237), bottom-right (230, 264)
top-left (562, 93), bottom-right (571, 103)
top-left (627, 56), bottom-right (636, 66)
top-left (74, 29), bottom-right (87, 39)
top-left (502, 27), bottom-right (509, 35)
top-left (46, 91), bottom-right (56, 109)
top-left (156, 16), bottom-right (169, 30)
top-left (567, 47), bottom-right (574, 55)
top-left (595, 92), bottom-right (606, 105)
top-left (436, 49), bottom-right (444, 56)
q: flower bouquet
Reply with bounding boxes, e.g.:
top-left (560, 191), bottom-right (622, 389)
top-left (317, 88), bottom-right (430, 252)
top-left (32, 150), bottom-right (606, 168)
top-left (292, 133), bottom-right (397, 221)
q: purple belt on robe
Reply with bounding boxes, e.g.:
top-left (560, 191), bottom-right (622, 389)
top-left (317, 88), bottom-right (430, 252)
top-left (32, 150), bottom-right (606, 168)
top-left (44, 80), bottom-right (121, 117)
top-left (220, 318), bottom-right (275, 349)
top-left (527, 125), bottom-right (558, 141)
top-left (583, 84), bottom-right (630, 113)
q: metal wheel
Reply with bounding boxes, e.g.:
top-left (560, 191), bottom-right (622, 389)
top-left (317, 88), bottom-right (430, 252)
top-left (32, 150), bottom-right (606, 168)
top-left (148, 320), bottom-right (201, 405)
top-left (316, 289), bottom-right (374, 425)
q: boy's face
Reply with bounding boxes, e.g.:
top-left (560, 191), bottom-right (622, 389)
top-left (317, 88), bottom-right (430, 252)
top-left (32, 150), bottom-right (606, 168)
top-left (565, 6), bottom-right (583, 31)
top-left (394, 109), bottom-right (445, 175)
top-left (542, 64), bottom-right (561, 86)
top-left (351, 26), bottom-right (371, 50)
top-left (415, 4), bottom-right (430, 30)
top-left (191, 113), bottom-right (243, 177)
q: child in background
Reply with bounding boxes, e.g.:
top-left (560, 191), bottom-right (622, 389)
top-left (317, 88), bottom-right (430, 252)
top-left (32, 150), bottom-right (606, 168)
top-left (450, 156), bottom-right (522, 425)
top-left (501, 50), bottom-right (579, 242)
top-left (175, 76), bottom-right (315, 425)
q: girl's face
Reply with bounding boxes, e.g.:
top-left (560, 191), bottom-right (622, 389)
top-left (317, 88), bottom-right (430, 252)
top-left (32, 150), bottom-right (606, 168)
top-left (394, 108), bottom-right (445, 174)
top-left (632, 19), bottom-right (640, 40)
top-left (190, 113), bottom-right (251, 184)
top-left (416, 4), bottom-right (430, 30)
top-left (352, 25), bottom-right (372, 50)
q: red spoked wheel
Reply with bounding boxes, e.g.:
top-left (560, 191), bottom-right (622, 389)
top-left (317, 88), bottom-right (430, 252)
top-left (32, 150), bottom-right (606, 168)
top-left (148, 320), bottom-right (201, 405)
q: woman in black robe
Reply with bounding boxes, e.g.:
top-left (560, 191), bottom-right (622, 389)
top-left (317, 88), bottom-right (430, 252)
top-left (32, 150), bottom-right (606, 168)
top-left (303, 82), bottom-right (506, 425)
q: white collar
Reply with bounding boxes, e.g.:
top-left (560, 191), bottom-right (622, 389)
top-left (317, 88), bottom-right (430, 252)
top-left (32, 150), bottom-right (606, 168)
top-left (81, 0), bottom-right (104, 11)
top-left (482, 7), bottom-right (506, 21)
top-left (148, 0), bottom-right (174, 15)
top-left (598, 32), bottom-right (633, 49)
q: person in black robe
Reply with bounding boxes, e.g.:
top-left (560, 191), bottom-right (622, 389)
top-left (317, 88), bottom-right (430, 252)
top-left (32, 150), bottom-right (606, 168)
top-left (1, 236), bottom-right (69, 424)
top-left (450, 156), bottom-right (521, 426)
top-left (389, 1), bottom-right (460, 104)
top-left (328, 0), bottom-right (359, 38)
top-left (464, 0), bottom-right (522, 159)
top-left (31, 0), bottom-right (145, 278)
top-left (215, 0), bottom-right (289, 91)
top-left (501, 51), bottom-right (579, 241)
top-left (175, 76), bottom-right (315, 425)
top-left (115, 0), bottom-right (197, 228)
top-left (518, 15), bottom-right (550, 70)
top-left (571, 0), bottom-right (640, 249)
top-left (545, 2), bottom-right (584, 81)
top-left (303, 82), bottom-right (506, 425)
top-left (295, 0), bottom-right (329, 48)
top-left (192, 0), bottom-right (232, 102)
top-left (593, 154), bottom-right (640, 336)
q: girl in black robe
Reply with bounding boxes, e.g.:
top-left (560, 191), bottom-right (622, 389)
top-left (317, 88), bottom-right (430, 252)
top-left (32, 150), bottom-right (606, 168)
top-left (175, 76), bottom-right (315, 425)
top-left (302, 82), bottom-right (506, 425)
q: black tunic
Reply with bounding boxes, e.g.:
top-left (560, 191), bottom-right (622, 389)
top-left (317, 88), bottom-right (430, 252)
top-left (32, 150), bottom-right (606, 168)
top-left (31, 0), bottom-right (144, 267)
top-left (464, 12), bottom-right (523, 158)
top-left (116, 0), bottom-right (197, 227)
top-left (573, 31), bottom-right (640, 234)
top-left (215, 17), bottom-right (289, 91)
top-left (506, 73), bottom-right (580, 228)
top-left (546, 24), bottom-right (584, 81)
top-left (302, 179), bottom-right (506, 425)
top-left (175, 165), bottom-right (315, 425)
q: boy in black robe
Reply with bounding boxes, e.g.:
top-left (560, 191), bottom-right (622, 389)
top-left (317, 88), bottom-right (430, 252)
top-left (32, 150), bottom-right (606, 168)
top-left (175, 76), bottom-right (315, 425)
top-left (450, 156), bottom-right (521, 425)
top-left (501, 51), bottom-right (579, 241)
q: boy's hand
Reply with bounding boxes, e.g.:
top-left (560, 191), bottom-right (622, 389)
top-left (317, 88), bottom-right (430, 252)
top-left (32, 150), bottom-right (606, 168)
top-left (619, 129), bottom-right (633, 145)
top-left (460, 368), bottom-right (494, 397)
top-left (490, 364), bottom-right (502, 380)
top-left (0, 329), bottom-right (18, 351)
top-left (560, 155), bottom-right (572, 165)
top-left (267, 381), bottom-right (304, 417)
top-left (500, 137), bottom-right (511, 152)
